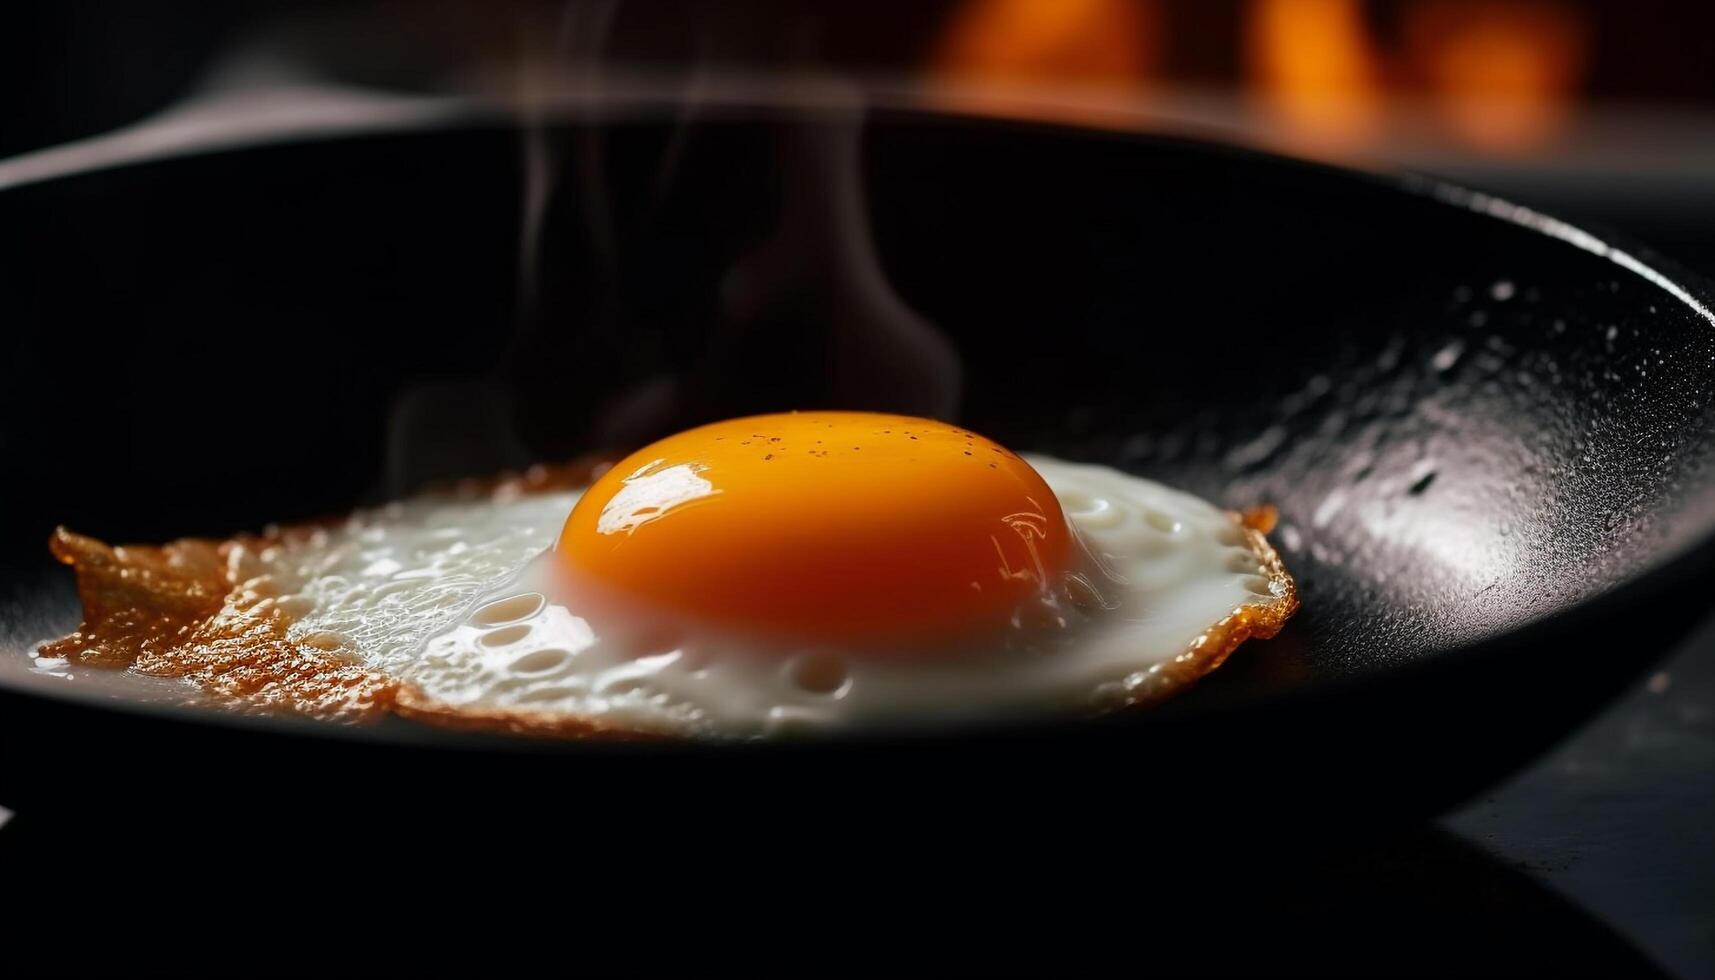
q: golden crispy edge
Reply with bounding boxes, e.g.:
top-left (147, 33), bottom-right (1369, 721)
top-left (1094, 506), bottom-right (1299, 711)
top-left (36, 460), bottom-right (606, 724)
top-left (40, 526), bottom-right (402, 722)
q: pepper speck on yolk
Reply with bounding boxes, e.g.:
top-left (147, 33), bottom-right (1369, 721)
top-left (558, 412), bottom-right (1072, 646)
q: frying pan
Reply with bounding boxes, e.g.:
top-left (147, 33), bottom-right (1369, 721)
top-left (3, 100), bottom-right (1713, 847)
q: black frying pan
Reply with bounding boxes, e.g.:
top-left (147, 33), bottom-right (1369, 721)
top-left (3, 102), bottom-right (1713, 847)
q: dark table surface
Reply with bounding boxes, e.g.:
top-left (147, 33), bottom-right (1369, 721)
top-left (1439, 616), bottom-right (1715, 979)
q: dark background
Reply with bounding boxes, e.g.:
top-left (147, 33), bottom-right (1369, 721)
top-left (0, 2), bottom-right (1710, 975)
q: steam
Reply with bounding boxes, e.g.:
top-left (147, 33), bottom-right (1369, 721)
top-left (391, 0), bottom-right (625, 495)
top-left (594, 81), bottom-right (963, 445)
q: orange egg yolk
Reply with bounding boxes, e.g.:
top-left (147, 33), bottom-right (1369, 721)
top-left (558, 412), bottom-right (1073, 646)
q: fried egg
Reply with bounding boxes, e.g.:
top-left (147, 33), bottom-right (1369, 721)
top-left (39, 412), bottom-right (1296, 737)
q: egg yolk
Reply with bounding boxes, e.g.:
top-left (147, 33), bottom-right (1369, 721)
top-left (558, 412), bottom-right (1073, 646)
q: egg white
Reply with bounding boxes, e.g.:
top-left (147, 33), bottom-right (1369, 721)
top-left (256, 456), bottom-right (1282, 737)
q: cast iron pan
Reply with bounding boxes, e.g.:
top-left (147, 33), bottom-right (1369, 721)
top-left (3, 103), bottom-right (1714, 847)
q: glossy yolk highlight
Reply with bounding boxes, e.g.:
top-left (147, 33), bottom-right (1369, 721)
top-left (558, 413), bottom-right (1073, 647)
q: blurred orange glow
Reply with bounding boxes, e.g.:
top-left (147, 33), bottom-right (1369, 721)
top-left (917, 0), bottom-right (1596, 161)
top-left (1245, 0), bottom-right (1382, 149)
top-left (931, 0), bottom-right (1159, 88)
top-left (1403, 0), bottom-right (1589, 154)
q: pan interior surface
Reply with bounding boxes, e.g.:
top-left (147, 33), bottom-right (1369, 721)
top-left (2, 108), bottom-right (1714, 747)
